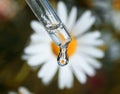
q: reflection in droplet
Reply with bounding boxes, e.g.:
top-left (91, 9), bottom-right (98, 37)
top-left (57, 46), bottom-right (69, 66)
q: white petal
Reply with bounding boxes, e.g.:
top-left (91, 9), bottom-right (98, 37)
top-left (74, 54), bottom-right (96, 76)
top-left (77, 31), bottom-right (104, 45)
top-left (71, 62), bottom-right (87, 84)
top-left (31, 20), bottom-right (46, 34)
top-left (85, 56), bottom-right (102, 69)
top-left (23, 44), bottom-right (52, 66)
top-left (58, 65), bottom-right (73, 89)
top-left (79, 54), bottom-right (102, 69)
top-left (18, 87), bottom-right (32, 94)
top-left (24, 43), bottom-right (51, 54)
top-left (111, 11), bottom-right (120, 31)
top-left (67, 7), bottom-right (77, 31)
top-left (38, 58), bottom-right (58, 85)
top-left (78, 31), bottom-right (101, 40)
top-left (27, 54), bottom-right (50, 66)
top-left (57, 1), bottom-right (67, 24)
top-left (30, 33), bottom-right (50, 43)
top-left (78, 39), bottom-right (104, 46)
top-left (78, 46), bottom-right (104, 58)
top-left (73, 11), bottom-right (95, 36)
top-left (30, 21), bottom-right (50, 41)
top-left (77, 31), bottom-right (103, 46)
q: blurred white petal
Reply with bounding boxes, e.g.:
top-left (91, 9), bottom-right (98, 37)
top-left (111, 11), bottom-right (120, 31)
top-left (8, 87), bottom-right (32, 94)
top-left (30, 33), bottom-right (50, 43)
top-left (27, 54), bottom-right (50, 66)
top-left (38, 58), bottom-right (58, 85)
top-left (78, 54), bottom-right (102, 69)
top-left (18, 87), bottom-right (32, 94)
top-left (72, 54), bottom-right (95, 76)
top-left (57, 1), bottom-right (67, 24)
top-left (73, 11), bottom-right (95, 36)
top-left (77, 31), bottom-right (104, 46)
top-left (24, 43), bottom-right (50, 54)
top-left (58, 65), bottom-right (73, 89)
top-left (67, 7), bottom-right (77, 31)
top-left (31, 20), bottom-right (47, 35)
top-left (78, 31), bottom-right (101, 40)
top-left (71, 62), bottom-right (87, 84)
top-left (78, 39), bottom-right (104, 46)
top-left (78, 46), bottom-right (104, 58)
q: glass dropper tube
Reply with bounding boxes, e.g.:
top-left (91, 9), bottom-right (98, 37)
top-left (25, 0), bottom-right (71, 48)
top-left (25, 0), bottom-right (72, 66)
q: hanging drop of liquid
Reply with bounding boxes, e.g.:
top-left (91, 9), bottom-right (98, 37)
top-left (57, 46), bottom-right (69, 66)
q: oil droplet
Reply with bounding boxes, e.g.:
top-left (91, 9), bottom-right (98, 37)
top-left (57, 47), bottom-right (69, 66)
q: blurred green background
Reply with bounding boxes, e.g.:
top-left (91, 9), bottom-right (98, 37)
top-left (0, 0), bottom-right (120, 94)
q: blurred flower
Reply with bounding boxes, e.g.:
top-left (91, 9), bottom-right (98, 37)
top-left (8, 87), bottom-right (33, 94)
top-left (92, 0), bottom-right (111, 25)
top-left (111, 0), bottom-right (120, 32)
top-left (92, 0), bottom-right (112, 24)
top-left (92, 0), bottom-right (120, 32)
top-left (0, 0), bottom-right (18, 21)
top-left (111, 10), bottom-right (120, 31)
top-left (108, 39), bottom-right (120, 61)
top-left (23, 1), bottom-right (104, 89)
top-left (102, 31), bottom-right (120, 62)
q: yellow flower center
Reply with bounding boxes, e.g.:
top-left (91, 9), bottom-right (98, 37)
top-left (51, 35), bottom-right (77, 57)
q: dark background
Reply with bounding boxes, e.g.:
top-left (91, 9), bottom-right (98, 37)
top-left (0, 0), bottom-right (120, 94)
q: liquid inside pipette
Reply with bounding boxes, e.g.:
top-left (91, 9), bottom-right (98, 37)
top-left (48, 24), bottom-right (70, 66)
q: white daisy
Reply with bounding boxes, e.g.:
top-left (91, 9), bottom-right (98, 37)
top-left (108, 0), bottom-right (120, 32)
top-left (93, 0), bottom-right (120, 32)
top-left (102, 31), bottom-right (120, 62)
top-left (23, 1), bottom-right (104, 89)
top-left (111, 10), bottom-right (120, 31)
top-left (8, 87), bottom-right (33, 94)
top-left (92, 0), bottom-right (111, 24)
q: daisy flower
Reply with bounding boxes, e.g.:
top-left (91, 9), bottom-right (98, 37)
top-left (93, 0), bottom-right (120, 32)
top-left (111, 10), bottom-right (120, 31)
top-left (92, 0), bottom-right (111, 24)
top-left (23, 1), bottom-right (104, 89)
top-left (8, 87), bottom-right (33, 94)
top-left (110, 0), bottom-right (120, 31)
top-left (102, 31), bottom-right (120, 62)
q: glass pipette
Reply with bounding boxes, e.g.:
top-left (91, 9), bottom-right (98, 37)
top-left (25, 0), bottom-right (71, 66)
